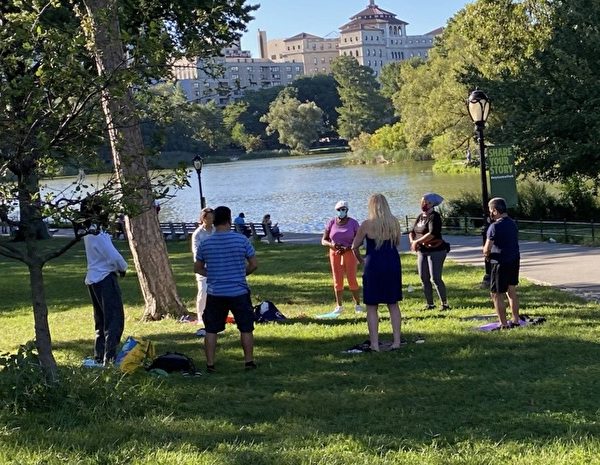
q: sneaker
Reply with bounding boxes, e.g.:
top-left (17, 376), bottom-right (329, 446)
top-left (206, 364), bottom-right (216, 374)
top-left (245, 361), bottom-right (257, 370)
top-left (440, 304), bottom-right (451, 311)
top-left (82, 358), bottom-right (105, 368)
top-left (332, 306), bottom-right (343, 314)
top-left (195, 328), bottom-right (206, 337)
top-left (354, 304), bottom-right (364, 313)
top-left (422, 304), bottom-right (435, 310)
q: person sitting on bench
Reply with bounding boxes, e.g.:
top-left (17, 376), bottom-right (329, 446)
top-left (233, 212), bottom-right (252, 238)
top-left (262, 214), bottom-right (283, 243)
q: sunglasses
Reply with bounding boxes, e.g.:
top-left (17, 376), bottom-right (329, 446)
top-left (336, 207), bottom-right (348, 212)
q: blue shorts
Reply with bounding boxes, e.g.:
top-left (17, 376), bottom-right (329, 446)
top-left (490, 260), bottom-right (519, 294)
top-left (203, 293), bottom-right (255, 333)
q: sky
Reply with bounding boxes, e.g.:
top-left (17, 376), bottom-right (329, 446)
top-left (240, 0), bottom-right (472, 57)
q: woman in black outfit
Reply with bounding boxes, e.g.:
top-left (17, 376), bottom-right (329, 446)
top-left (408, 193), bottom-right (450, 311)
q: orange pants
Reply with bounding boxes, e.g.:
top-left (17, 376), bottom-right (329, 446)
top-left (329, 249), bottom-right (359, 291)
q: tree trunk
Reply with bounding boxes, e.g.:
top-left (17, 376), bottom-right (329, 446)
top-left (82, 0), bottom-right (186, 319)
top-left (28, 259), bottom-right (58, 379)
top-left (15, 170), bottom-right (58, 377)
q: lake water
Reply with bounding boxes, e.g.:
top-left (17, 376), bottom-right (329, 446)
top-left (42, 153), bottom-right (480, 233)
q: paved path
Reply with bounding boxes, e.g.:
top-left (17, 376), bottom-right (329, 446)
top-left (48, 229), bottom-right (600, 303)
top-left (284, 232), bottom-right (600, 304)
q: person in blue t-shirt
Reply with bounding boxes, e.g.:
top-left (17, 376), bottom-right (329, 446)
top-left (483, 197), bottom-right (521, 329)
top-left (195, 206), bottom-right (258, 372)
top-left (233, 212), bottom-right (252, 238)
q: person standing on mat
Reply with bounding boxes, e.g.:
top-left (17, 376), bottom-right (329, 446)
top-left (80, 199), bottom-right (128, 367)
top-left (191, 207), bottom-right (214, 331)
top-left (408, 193), bottom-right (450, 311)
top-left (483, 197), bottom-right (521, 329)
top-left (352, 194), bottom-right (403, 351)
top-left (321, 200), bottom-right (363, 317)
top-left (195, 206), bottom-right (258, 372)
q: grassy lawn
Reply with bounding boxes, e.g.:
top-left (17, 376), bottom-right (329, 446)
top-left (1, 239), bottom-right (600, 464)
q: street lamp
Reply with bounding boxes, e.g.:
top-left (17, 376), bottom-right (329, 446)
top-left (192, 155), bottom-right (205, 209)
top-left (466, 89), bottom-right (491, 284)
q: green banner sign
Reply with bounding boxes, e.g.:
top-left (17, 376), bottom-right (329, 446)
top-left (488, 146), bottom-right (518, 208)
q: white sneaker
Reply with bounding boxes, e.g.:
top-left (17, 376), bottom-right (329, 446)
top-left (354, 304), bottom-right (364, 313)
top-left (332, 306), bottom-right (343, 314)
top-left (82, 358), bottom-right (104, 368)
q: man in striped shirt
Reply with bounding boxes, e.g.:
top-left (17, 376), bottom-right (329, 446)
top-left (194, 206), bottom-right (258, 372)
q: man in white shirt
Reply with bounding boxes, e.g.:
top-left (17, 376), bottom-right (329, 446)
top-left (81, 202), bottom-right (128, 366)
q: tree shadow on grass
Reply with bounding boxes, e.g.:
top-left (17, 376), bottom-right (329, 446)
top-left (4, 326), bottom-right (600, 462)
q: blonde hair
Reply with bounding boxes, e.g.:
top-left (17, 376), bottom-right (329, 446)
top-left (367, 193), bottom-right (402, 249)
top-left (198, 207), bottom-right (213, 224)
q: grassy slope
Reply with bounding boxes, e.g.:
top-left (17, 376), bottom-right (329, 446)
top-left (0, 239), bottom-right (599, 465)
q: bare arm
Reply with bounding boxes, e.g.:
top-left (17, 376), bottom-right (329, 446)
top-left (351, 222), bottom-right (368, 264)
top-left (194, 259), bottom-right (207, 276)
top-left (246, 255), bottom-right (258, 275)
top-left (483, 238), bottom-right (493, 258)
top-left (321, 229), bottom-right (335, 249)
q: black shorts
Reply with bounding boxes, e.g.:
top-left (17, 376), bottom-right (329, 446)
top-left (203, 293), bottom-right (254, 333)
top-left (490, 260), bottom-right (520, 294)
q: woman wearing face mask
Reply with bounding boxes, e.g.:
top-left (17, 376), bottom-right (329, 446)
top-left (191, 207), bottom-right (215, 332)
top-left (320, 200), bottom-right (363, 317)
top-left (408, 193), bottom-right (450, 311)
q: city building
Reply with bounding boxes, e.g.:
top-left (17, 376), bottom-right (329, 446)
top-left (261, 31), bottom-right (340, 76)
top-left (263, 0), bottom-right (441, 76)
top-left (173, 42), bottom-right (304, 106)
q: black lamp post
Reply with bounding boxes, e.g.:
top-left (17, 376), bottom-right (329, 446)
top-left (466, 89), bottom-right (491, 284)
top-left (192, 155), bottom-right (205, 209)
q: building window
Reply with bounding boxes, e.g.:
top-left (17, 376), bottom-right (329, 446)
top-left (313, 57), bottom-right (318, 64)
top-left (270, 66), bottom-right (279, 72)
top-left (349, 37), bottom-right (352, 42)
top-left (287, 74), bottom-right (293, 79)
top-left (368, 60), bottom-right (371, 66)
top-left (273, 74), bottom-right (280, 79)
top-left (286, 66), bottom-right (292, 71)
top-left (321, 57), bottom-right (325, 63)
top-left (295, 66), bottom-right (301, 72)
top-left (367, 49), bottom-right (371, 56)
top-left (231, 74), bottom-right (239, 79)
top-left (193, 82), bottom-right (199, 88)
top-left (313, 68), bottom-right (318, 72)
top-left (322, 68), bottom-right (326, 72)
top-left (231, 66), bottom-right (239, 71)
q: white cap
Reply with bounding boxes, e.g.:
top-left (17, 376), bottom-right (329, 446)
top-left (335, 200), bottom-right (348, 210)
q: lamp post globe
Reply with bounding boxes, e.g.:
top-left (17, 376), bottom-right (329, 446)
top-left (192, 155), bottom-right (205, 209)
top-left (466, 89), bottom-right (492, 285)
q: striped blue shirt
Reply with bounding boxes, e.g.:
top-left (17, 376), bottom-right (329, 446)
top-left (196, 230), bottom-right (256, 297)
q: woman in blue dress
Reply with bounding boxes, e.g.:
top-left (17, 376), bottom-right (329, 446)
top-left (351, 194), bottom-right (403, 351)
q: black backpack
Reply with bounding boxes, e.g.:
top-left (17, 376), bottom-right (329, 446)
top-left (147, 352), bottom-right (197, 374)
top-left (253, 300), bottom-right (287, 323)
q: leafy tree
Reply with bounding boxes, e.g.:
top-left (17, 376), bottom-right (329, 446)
top-left (260, 88), bottom-right (324, 154)
top-left (78, 0), bottom-right (255, 320)
top-left (290, 74), bottom-right (341, 130)
top-left (223, 102), bottom-right (263, 152)
top-left (0, 0), bottom-right (115, 376)
top-left (395, 0), bottom-right (551, 160)
top-left (331, 56), bottom-right (393, 140)
top-left (485, 0), bottom-right (600, 188)
top-left (237, 86), bottom-right (283, 148)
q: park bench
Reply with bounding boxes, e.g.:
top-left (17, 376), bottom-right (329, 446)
top-left (160, 222), bottom-right (198, 240)
top-left (231, 222), bottom-right (278, 244)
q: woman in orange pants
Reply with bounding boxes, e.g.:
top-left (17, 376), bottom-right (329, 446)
top-left (321, 200), bottom-right (363, 317)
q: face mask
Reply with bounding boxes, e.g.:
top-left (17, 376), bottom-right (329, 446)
top-left (336, 210), bottom-right (348, 219)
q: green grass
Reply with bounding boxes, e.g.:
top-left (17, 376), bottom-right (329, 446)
top-left (1, 239), bottom-right (600, 464)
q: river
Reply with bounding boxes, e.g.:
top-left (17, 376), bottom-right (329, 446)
top-left (41, 153), bottom-right (480, 233)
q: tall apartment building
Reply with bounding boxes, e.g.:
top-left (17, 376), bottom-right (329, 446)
top-left (173, 42), bottom-right (304, 106)
top-left (263, 0), bottom-right (441, 76)
top-left (261, 31), bottom-right (340, 75)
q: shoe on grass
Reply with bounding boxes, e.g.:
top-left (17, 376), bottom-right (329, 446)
top-left (332, 306), bottom-right (343, 314)
top-left (354, 304), bottom-right (364, 313)
top-left (422, 304), bottom-right (435, 310)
